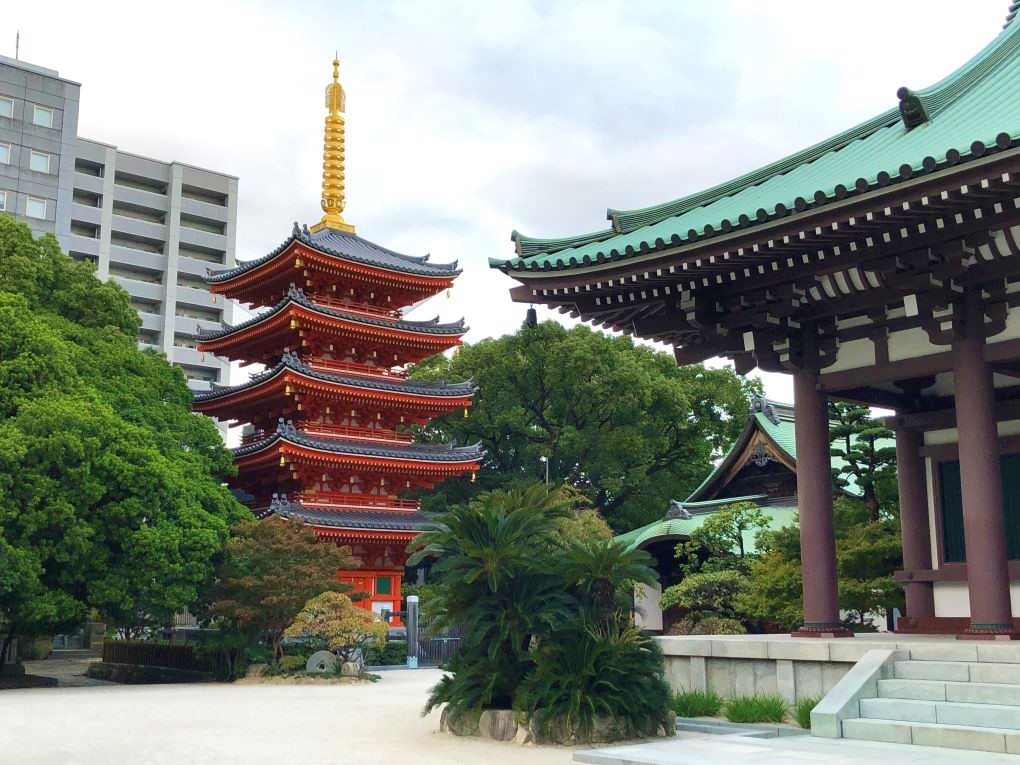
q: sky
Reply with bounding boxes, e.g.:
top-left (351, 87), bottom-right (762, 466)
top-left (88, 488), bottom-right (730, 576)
top-left (6, 0), bottom-right (1011, 402)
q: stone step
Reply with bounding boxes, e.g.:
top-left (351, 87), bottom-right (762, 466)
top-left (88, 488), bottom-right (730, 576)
top-left (878, 678), bottom-right (1020, 705)
top-left (842, 717), bottom-right (1020, 754)
top-left (906, 643), bottom-right (1020, 664)
top-left (860, 696), bottom-right (1020, 729)
top-left (894, 660), bottom-right (1020, 684)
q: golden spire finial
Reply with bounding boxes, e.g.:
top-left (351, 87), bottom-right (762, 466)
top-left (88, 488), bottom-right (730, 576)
top-left (310, 55), bottom-right (355, 234)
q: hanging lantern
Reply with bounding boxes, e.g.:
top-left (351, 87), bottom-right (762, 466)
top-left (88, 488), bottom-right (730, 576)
top-left (405, 480), bottom-right (410, 489)
top-left (471, 471), bottom-right (476, 483)
top-left (279, 455), bottom-right (286, 466)
top-left (463, 408), bottom-right (468, 419)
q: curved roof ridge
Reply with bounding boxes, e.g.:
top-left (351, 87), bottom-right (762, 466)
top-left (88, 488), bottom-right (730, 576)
top-left (511, 228), bottom-right (619, 259)
top-left (192, 353), bottom-right (478, 403)
top-left (195, 287), bottom-right (467, 342)
top-left (607, 19), bottom-right (1020, 235)
top-left (234, 424), bottom-right (485, 462)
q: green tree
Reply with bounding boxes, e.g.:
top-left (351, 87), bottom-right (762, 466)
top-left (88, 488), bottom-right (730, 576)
top-left (675, 501), bottom-right (771, 576)
top-left (0, 216), bottom-right (244, 657)
top-left (410, 322), bottom-right (757, 531)
top-left (285, 591), bottom-right (388, 663)
top-left (208, 519), bottom-right (361, 663)
top-left (828, 402), bottom-right (897, 519)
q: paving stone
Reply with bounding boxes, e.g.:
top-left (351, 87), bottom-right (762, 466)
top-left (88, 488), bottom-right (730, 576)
top-left (765, 640), bottom-right (830, 661)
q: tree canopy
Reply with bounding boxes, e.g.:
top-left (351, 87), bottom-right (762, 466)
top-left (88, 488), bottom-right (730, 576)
top-left (410, 321), bottom-right (757, 531)
top-left (0, 216), bottom-right (244, 652)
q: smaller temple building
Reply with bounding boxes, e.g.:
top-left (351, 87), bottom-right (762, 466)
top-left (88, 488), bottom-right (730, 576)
top-left (619, 397), bottom-right (889, 632)
top-left (193, 58), bottom-right (483, 618)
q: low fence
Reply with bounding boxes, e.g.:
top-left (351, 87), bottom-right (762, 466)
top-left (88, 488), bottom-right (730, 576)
top-left (417, 621), bottom-right (462, 667)
top-left (102, 640), bottom-right (222, 674)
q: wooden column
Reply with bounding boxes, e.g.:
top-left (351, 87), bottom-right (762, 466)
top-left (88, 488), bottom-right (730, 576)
top-left (953, 289), bottom-right (1016, 638)
top-left (792, 358), bottom-right (852, 637)
top-left (894, 424), bottom-right (935, 622)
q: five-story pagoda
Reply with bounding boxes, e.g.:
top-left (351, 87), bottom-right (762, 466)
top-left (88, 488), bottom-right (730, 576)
top-left (193, 58), bottom-right (483, 616)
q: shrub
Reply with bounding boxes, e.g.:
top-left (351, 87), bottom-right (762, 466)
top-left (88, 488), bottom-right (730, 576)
top-left (672, 688), bottom-right (724, 718)
top-left (794, 695), bottom-right (821, 729)
top-left (723, 694), bottom-right (787, 723)
top-left (278, 655), bottom-right (306, 673)
top-left (667, 616), bottom-right (747, 636)
top-left (364, 640), bottom-right (407, 666)
top-left (660, 570), bottom-right (746, 616)
top-left (284, 592), bottom-right (388, 662)
top-left (515, 622), bottom-right (673, 741)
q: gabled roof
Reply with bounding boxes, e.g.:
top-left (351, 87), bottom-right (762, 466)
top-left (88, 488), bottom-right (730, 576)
top-left (616, 501), bottom-right (798, 553)
top-left (207, 222), bottom-right (460, 283)
top-left (492, 14), bottom-right (1020, 273)
top-left (235, 419), bottom-right (484, 463)
top-left (259, 495), bottom-right (436, 532)
top-left (194, 285), bottom-right (466, 342)
top-left (193, 350), bottom-right (476, 403)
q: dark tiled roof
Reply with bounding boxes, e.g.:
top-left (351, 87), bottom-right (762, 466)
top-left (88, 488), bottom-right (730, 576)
top-left (206, 222), bottom-right (460, 283)
top-left (193, 350), bottom-right (476, 403)
top-left (235, 419), bottom-right (485, 463)
top-left (194, 285), bottom-right (467, 342)
top-left (264, 497), bottom-right (436, 532)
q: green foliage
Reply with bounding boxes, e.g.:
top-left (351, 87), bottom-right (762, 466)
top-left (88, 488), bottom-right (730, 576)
top-left (412, 482), bottom-right (671, 739)
top-left (666, 616), bottom-right (747, 636)
top-left (516, 622), bottom-right (673, 741)
top-left (675, 502), bottom-right (771, 576)
top-left (672, 688), bottom-right (724, 718)
top-left (794, 695), bottom-right (821, 729)
top-left (0, 216), bottom-right (244, 653)
top-left (284, 591), bottom-right (388, 662)
top-left (400, 582), bottom-right (439, 622)
top-left (364, 640), bottom-right (407, 666)
top-left (660, 570), bottom-right (746, 619)
top-left (829, 402), bottom-right (897, 519)
top-left (723, 694), bottom-right (787, 724)
top-left (209, 520), bottom-right (361, 662)
top-left (409, 322), bottom-right (757, 531)
top-left (277, 654), bottom-right (307, 673)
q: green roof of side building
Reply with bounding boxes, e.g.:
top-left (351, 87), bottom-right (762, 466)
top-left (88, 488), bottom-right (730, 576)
top-left (492, 10), bottom-right (1020, 273)
top-left (615, 397), bottom-right (892, 552)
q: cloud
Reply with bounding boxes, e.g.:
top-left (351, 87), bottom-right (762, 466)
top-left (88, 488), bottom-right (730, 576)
top-left (6, 0), bottom-right (1009, 405)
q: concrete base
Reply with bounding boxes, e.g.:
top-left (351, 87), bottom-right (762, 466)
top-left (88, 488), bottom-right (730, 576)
top-left (656, 634), bottom-right (976, 702)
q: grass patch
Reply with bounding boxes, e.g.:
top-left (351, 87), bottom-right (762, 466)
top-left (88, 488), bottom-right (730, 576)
top-left (794, 695), bottom-right (821, 729)
top-left (672, 688), bottom-right (724, 718)
top-left (723, 693), bottom-right (787, 724)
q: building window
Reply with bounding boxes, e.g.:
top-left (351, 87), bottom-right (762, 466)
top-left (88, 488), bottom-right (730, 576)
top-left (0, 97), bottom-right (12, 119)
top-left (939, 454), bottom-right (1020, 563)
top-left (0, 190), bottom-right (6, 212)
top-left (0, 143), bottom-right (10, 165)
top-left (29, 150), bottom-right (52, 174)
top-left (25, 196), bottom-right (47, 220)
top-left (31, 105), bottom-right (54, 128)
top-left (376, 576), bottom-right (392, 595)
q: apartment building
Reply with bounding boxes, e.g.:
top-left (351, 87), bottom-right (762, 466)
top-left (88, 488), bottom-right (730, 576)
top-left (0, 54), bottom-right (236, 391)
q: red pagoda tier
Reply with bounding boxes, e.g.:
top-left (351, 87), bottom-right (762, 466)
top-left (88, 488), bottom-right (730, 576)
top-left (193, 58), bottom-right (483, 618)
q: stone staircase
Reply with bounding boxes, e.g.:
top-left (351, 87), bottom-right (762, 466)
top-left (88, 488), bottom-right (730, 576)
top-left (841, 645), bottom-right (1020, 754)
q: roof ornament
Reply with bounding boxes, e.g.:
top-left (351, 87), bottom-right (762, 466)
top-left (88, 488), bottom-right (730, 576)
top-left (292, 221), bottom-right (301, 238)
top-left (897, 87), bottom-right (929, 130)
top-left (665, 500), bottom-right (693, 521)
top-left (748, 394), bottom-right (781, 426)
top-left (310, 55), bottom-right (356, 235)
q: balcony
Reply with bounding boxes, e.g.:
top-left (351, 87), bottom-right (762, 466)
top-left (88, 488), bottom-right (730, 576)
top-left (293, 493), bottom-right (421, 512)
top-left (309, 294), bottom-right (402, 320)
top-left (241, 423), bottom-right (414, 445)
top-left (306, 357), bottom-right (407, 380)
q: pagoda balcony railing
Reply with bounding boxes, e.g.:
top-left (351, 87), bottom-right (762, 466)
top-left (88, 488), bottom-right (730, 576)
top-left (241, 423), bottom-right (414, 445)
top-left (306, 294), bottom-right (403, 321)
top-left (295, 493), bottom-right (421, 512)
top-left (306, 357), bottom-right (408, 380)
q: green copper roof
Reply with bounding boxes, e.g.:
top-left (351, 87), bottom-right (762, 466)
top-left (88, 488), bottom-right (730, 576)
top-left (492, 16), bottom-right (1020, 273)
top-left (616, 503), bottom-right (798, 553)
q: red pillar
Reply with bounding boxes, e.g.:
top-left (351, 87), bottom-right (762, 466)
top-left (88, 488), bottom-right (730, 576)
top-left (792, 364), bottom-right (852, 637)
top-left (894, 424), bottom-right (935, 625)
top-left (953, 289), bottom-right (1016, 638)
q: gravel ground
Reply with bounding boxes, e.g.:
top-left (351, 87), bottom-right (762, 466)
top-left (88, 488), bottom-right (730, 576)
top-left (0, 668), bottom-right (610, 764)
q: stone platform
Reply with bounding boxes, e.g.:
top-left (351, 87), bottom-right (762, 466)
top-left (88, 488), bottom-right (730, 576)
top-left (656, 633), bottom-right (976, 702)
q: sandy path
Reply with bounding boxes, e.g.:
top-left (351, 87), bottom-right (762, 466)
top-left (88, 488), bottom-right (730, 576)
top-left (0, 668), bottom-right (584, 764)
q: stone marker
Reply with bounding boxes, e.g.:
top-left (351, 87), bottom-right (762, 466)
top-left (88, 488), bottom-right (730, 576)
top-left (306, 651), bottom-right (339, 674)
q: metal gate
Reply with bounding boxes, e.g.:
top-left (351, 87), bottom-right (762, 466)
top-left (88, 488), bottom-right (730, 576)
top-left (416, 619), bottom-right (461, 667)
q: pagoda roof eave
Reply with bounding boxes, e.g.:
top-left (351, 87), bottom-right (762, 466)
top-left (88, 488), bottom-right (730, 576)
top-left (206, 223), bottom-right (461, 286)
top-left (259, 498), bottom-right (437, 532)
top-left (492, 16), bottom-right (1020, 274)
top-left (234, 424), bottom-right (485, 465)
top-left (193, 352), bottom-right (477, 405)
top-left (194, 286), bottom-right (467, 344)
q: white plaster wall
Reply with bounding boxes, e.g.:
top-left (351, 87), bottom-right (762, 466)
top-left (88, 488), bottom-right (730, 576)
top-left (935, 582), bottom-right (1020, 618)
top-left (824, 338), bottom-right (874, 373)
top-left (888, 327), bottom-right (946, 362)
top-left (923, 419), bottom-right (1020, 446)
top-left (634, 581), bottom-right (663, 631)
